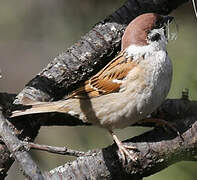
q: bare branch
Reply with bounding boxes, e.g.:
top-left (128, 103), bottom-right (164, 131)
top-left (48, 100), bottom-right (197, 179)
top-left (23, 141), bottom-right (85, 157)
top-left (192, 0), bottom-right (197, 19)
top-left (0, 111), bottom-right (46, 180)
top-left (8, 97), bottom-right (197, 179)
top-left (0, 93), bottom-right (42, 179)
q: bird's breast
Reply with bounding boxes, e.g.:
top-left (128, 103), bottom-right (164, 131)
top-left (132, 50), bottom-right (172, 119)
top-left (100, 50), bottom-right (171, 130)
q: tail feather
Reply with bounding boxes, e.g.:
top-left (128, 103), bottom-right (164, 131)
top-left (11, 101), bottom-right (68, 117)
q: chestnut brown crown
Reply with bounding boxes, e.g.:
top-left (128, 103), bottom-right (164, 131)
top-left (121, 13), bottom-right (173, 50)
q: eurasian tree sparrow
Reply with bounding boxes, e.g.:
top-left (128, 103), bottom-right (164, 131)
top-left (12, 13), bottom-right (174, 162)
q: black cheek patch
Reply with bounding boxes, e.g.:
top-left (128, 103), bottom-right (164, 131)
top-left (150, 33), bottom-right (161, 41)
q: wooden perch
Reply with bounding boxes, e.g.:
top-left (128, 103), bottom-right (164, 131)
top-left (0, 111), bottom-right (46, 180)
top-left (0, 93), bottom-right (42, 179)
top-left (48, 97), bottom-right (197, 180)
top-left (22, 141), bottom-right (86, 157)
top-left (2, 94), bottom-right (197, 179)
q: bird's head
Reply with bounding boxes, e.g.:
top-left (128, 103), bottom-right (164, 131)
top-left (121, 13), bottom-right (174, 51)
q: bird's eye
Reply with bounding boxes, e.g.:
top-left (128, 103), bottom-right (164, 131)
top-left (150, 33), bottom-right (161, 41)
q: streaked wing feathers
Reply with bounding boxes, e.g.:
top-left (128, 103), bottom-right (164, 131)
top-left (70, 52), bottom-right (136, 98)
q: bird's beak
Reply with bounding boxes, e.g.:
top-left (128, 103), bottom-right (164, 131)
top-left (162, 16), bottom-right (174, 24)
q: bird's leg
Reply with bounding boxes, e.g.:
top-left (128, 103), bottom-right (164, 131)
top-left (139, 118), bottom-right (183, 140)
top-left (109, 130), bottom-right (138, 164)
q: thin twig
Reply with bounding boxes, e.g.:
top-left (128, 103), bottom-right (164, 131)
top-left (0, 69), bottom-right (2, 79)
top-left (192, 0), bottom-right (197, 19)
top-left (23, 141), bottom-right (85, 157)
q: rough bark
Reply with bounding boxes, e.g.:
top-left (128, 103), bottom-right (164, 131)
top-left (0, 93), bottom-right (41, 179)
top-left (47, 98), bottom-right (197, 180)
top-left (0, 111), bottom-right (45, 180)
top-left (2, 95), bottom-right (197, 180)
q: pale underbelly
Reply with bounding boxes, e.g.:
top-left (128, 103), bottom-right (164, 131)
top-left (77, 83), bottom-right (168, 130)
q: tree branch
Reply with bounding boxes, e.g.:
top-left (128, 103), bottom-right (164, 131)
top-left (6, 95), bottom-right (197, 180)
top-left (0, 110), bottom-right (47, 180)
top-left (0, 93), bottom-right (41, 179)
top-left (48, 98), bottom-right (197, 180)
top-left (22, 141), bottom-right (85, 157)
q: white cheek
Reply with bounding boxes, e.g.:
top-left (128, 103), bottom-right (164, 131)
top-left (125, 30), bottom-right (167, 62)
top-left (147, 28), bottom-right (168, 50)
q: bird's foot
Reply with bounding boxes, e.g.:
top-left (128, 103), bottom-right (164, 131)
top-left (109, 130), bottom-right (138, 164)
top-left (117, 142), bottom-right (138, 164)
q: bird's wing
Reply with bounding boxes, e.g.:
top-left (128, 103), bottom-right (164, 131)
top-left (11, 51), bottom-right (139, 117)
top-left (70, 51), bottom-right (137, 98)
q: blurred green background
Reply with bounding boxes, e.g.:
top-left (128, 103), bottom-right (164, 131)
top-left (0, 0), bottom-right (197, 179)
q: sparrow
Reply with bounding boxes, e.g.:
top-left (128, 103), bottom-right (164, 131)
top-left (11, 13), bottom-right (174, 163)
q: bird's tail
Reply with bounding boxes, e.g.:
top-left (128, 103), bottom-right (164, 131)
top-left (11, 100), bottom-right (69, 118)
